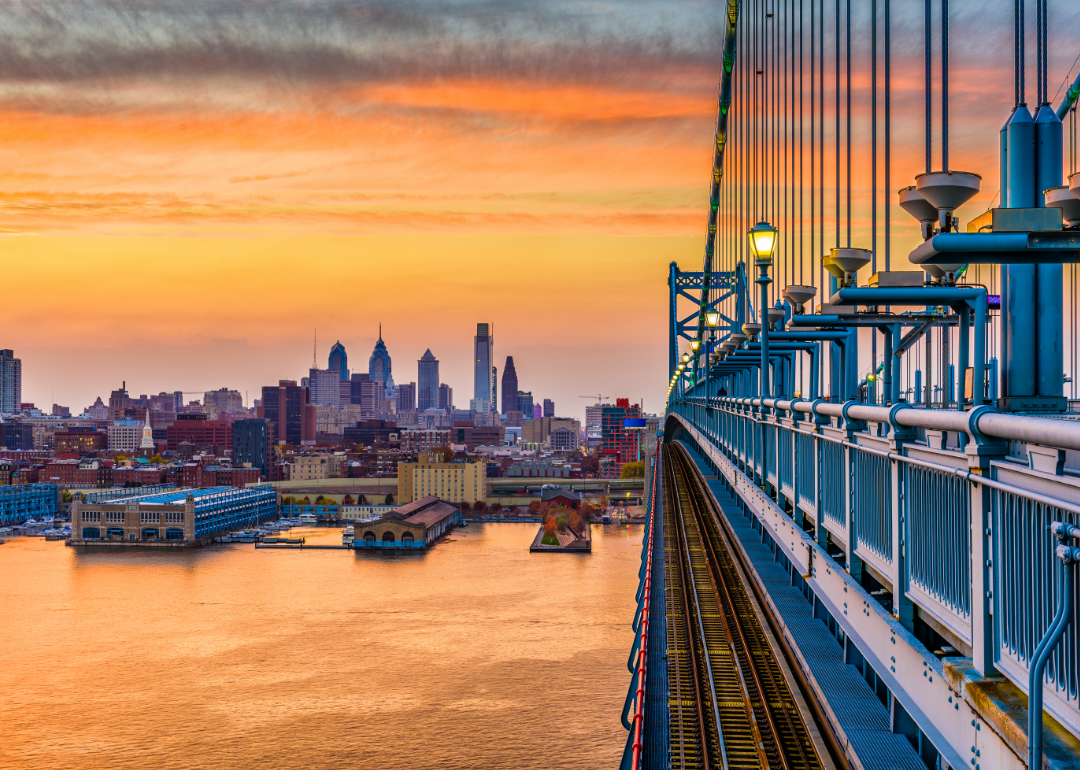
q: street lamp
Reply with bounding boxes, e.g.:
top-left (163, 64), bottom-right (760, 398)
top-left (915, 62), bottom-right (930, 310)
top-left (747, 220), bottom-right (777, 489)
top-left (681, 353), bottom-right (690, 364)
top-left (690, 339), bottom-right (701, 352)
top-left (705, 310), bottom-right (721, 328)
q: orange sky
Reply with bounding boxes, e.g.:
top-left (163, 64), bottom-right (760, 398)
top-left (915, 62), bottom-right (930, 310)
top-left (2, 1), bottom-right (1079, 417)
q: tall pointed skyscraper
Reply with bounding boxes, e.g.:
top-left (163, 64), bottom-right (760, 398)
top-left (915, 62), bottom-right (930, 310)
top-left (418, 349), bottom-right (440, 411)
top-left (501, 356), bottom-right (518, 416)
top-left (369, 324), bottom-right (392, 384)
top-left (328, 341), bottom-right (348, 381)
top-left (473, 323), bottom-right (493, 407)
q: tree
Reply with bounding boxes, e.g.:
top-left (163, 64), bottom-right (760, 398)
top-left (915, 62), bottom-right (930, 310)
top-left (490, 502), bottom-right (503, 515)
top-left (459, 500), bottom-right (472, 513)
top-left (342, 495), bottom-right (355, 505)
top-left (569, 511), bottom-right (585, 533)
top-left (580, 449), bottom-right (600, 477)
top-left (544, 518), bottom-right (557, 535)
top-left (149, 454), bottom-right (166, 465)
top-left (474, 500), bottom-right (488, 514)
top-left (384, 493), bottom-right (394, 505)
top-left (621, 461), bottom-right (645, 479)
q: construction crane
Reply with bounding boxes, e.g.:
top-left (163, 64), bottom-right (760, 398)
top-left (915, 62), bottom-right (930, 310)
top-left (578, 394), bottom-right (608, 403)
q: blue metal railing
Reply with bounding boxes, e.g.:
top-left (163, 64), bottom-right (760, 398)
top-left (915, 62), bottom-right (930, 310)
top-left (668, 393), bottom-right (1080, 737)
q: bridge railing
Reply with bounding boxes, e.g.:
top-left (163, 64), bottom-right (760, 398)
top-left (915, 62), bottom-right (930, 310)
top-left (621, 439), bottom-right (660, 770)
top-left (669, 394), bottom-right (1080, 737)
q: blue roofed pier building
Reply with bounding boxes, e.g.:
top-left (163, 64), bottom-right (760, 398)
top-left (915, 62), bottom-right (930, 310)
top-left (70, 486), bottom-right (276, 546)
top-left (0, 483), bottom-right (59, 526)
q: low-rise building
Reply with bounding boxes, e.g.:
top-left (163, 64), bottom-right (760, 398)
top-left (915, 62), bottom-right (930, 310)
top-left (70, 485), bottom-right (276, 545)
top-left (352, 496), bottom-right (461, 549)
top-left (108, 420), bottom-right (143, 452)
top-left (54, 428), bottom-right (107, 454)
top-left (399, 428), bottom-right (450, 454)
top-left (0, 483), bottom-right (59, 525)
top-left (397, 454), bottom-right (486, 505)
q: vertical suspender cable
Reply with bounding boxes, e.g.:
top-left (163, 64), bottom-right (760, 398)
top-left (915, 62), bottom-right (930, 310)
top-left (942, 0), bottom-right (949, 171)
top-left (845, 0), bottom-right (852, 244)
top-left (925, 0), bottom-right (932, 172)
top-left (799, 0), bottom-right (804, 284)
top-left (1019, 0), bottom-right (1025, 106)
top-left (835, 0), bottom-right (840, 247)
top-left (872, 0), bottom-right (878, 274)
top-left (884, 0), bottom-right (890, 271)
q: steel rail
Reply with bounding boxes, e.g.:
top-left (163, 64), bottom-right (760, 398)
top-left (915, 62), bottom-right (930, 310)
top-left (628, 440), bottom-right (660, 770)
top-left (673, 443), bottom-right (821, 770)
top-left (669, 445), bottom-right (728, 769)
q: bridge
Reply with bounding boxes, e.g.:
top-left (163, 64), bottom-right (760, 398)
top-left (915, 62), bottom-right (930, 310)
top-left (621, 1), bottom-right (1080, 768)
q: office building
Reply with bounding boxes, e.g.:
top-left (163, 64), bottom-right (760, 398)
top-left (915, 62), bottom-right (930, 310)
top-left (418, 349), bottom-right (439, 411)
top-left (343, 419), bottom-right (398, 447)
top-left (108, 421), bottom-right (143, 453)
top-left (257, 380), bottom-right (316, 446)
top-left (501, 357), bottom-right (518, 416)
top-left (108, 382), bottom-right (131, 420)
top-left (585, 402), bottom-right (607, 432)
top-left (329, 340), bottom-right (349, 380)
top-left (0, 350), bottom-right (21, 415)
top-left (369, 325), bottom-right (392, 384)
top-left (233, 418), bottom-right (270, 476)
top-left (398, 455), bottom-right (486, 505)
top-left (166, 415), bottom-right (233, 453)
top-left (543, 398), bottom-right (555, 417)
top-left (600, 399), bottom-right (642, 477)
top-left (396, 382), bottom-right (416, 414)
top-left (351, 375), bottom-right (383, 419)
top-left (474, 323), bottom-right (494, 406)
top-left (55, 428), bottom-right (108, 454)
top-left (549, 425), bottom-right (580, 452)
top-left (203, 388), bottom-right (243, 414)
top-left (521, 416), bottom-right (581, 446)
top-left (517, 391), bottom-right (534, 418)
top-left (309, 368), bottom-right (340, 408)
top-left (491, 366), bottom-right (498, 412)
top-left (0, 423), bottom-right (33, 451)
top-left (400, 428), bottom-right (451, 454)
top-left (70, 486), bottom-right (276, 545)
top-left (438, 383), bottom-right (453, 411)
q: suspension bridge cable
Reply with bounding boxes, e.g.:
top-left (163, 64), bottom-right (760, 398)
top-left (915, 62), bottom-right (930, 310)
top-left (942, 0), bottom-right (949, 170)
top-left (1019, 0), bottom-right (1025, 106)
top-left (884, 0), bottom-right (891, 271)
top-left (835, 0), bottom-right (841, 247)
top-left (872, 0), bottom-right (878, 273)
top-left (845, 0), bottom-right (852, 244)
top-left (799, 0), bottom-right (805, 284)
top-left (925, 0), bottom-right (932, 172)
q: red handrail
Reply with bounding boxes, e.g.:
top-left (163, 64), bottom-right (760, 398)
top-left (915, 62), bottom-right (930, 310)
top-left (630, 439), bottom-right (661, 770)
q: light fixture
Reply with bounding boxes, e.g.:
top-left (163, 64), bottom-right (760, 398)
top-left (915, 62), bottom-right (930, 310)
top-left (705, 310), bottom-right (721, 328)
top-left (681, 353), bottom-right (690, 364)
top-left (747, 220), bottom-right (778, 264)
top-left (690, 340), bottom-right (701, 352)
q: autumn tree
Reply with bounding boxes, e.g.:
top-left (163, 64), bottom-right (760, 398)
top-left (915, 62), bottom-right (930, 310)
top-left (620, 461), bottom-right (645, 478)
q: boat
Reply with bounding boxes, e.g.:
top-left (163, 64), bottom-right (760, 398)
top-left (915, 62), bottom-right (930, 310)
top-left (342, 527), bottom-right (355, 546)
top-left (299, 513), bottom-right (318, 526)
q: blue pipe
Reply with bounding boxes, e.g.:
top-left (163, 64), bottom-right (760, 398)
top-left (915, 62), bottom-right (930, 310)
top-left (1007, 105), bottom-right (1037, 398)
top-left (1028, 524), bottom-right (1080, 770)
top-left (1035, 104), bottom-right (1064, 400)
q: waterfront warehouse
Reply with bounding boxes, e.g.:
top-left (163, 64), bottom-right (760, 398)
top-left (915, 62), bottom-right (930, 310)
top-left (70, 485), bottom-right (277, 546)
top-left (354, 496), bottom-right (461, 549)
top-left (0, 483), bottom-right (59, 526)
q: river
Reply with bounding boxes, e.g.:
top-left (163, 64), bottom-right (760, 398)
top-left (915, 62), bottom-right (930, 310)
top-left (0, 522), bottom-right (641, 769)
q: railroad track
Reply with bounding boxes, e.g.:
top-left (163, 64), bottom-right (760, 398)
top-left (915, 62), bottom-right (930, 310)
top-left (663, 443), bottom-right (824, 770)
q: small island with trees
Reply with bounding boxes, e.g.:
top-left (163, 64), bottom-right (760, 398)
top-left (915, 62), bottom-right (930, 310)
top-left (529, 503), bottom-right (592, 554)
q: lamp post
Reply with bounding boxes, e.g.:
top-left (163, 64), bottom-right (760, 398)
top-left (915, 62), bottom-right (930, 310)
top-left (748, 221), bottom-right (777, 487)
top-left (705, 311), bottom-right (720, 413)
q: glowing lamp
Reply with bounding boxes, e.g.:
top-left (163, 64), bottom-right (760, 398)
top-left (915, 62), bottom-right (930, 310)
top-left (705, 310), bottom-right (721, 328)
top-left (747, 220), bottom-right (778, 264)
top-left (690, 340), bottom-right (701, 352)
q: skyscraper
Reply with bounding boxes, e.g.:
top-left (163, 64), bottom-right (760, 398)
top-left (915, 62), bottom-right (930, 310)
top-left (438, 383), bottom-right (453, 411)
top-left (309, 368), bottom-right (340, 408)
top-left (233, 418), bottom-right (270, 476)
top-left (0, 350), bottom-right (21, 415)
top-left (474, 323), bottom-right (493, 405)
top-left (418, 349), bottom-right (440, 410)
top-left (517, 391), bottom-right (534, 418)
top-left (328, 341), bottom-right (349, 381)
top-left (491, 366), bottom-right (498, 412)
top-left (258, 380), bottom-right (315, 446)
top-left (396, 382), bottom-right (416, 413)
top-left (369, 325), bottom-right (392, 384)
top-left (543, 398), bottom-right (555, 417)
top-left (501, 356), bottom-right (518, 416)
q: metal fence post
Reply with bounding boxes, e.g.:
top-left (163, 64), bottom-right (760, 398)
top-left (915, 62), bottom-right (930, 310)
top-left (966, 407), bottom-right (1006, 675)
top-left (889, 404), bottom-right (916, 631)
